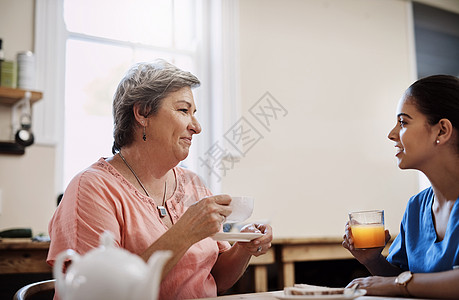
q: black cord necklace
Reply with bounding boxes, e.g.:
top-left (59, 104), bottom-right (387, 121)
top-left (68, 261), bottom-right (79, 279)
top-left (118, 151), bottom-right (168, 217)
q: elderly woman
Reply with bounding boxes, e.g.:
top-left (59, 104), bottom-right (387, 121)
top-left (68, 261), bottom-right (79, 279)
top-left (47, 59), bottom-right (273, 300)
top-left (343, 75), bottom-right (459, 299)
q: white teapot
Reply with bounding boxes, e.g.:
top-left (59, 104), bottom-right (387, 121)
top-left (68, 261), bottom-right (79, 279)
top-left (53, 231), bottom-right (172, 300)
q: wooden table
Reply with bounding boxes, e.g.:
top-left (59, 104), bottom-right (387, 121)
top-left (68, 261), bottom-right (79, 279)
top-left (0, 237), bottom-right (390, 294)
top-left (0, 237), bottom-right (275, 292)
top-left (0, 238), bottom-right (51, 274)
top-left (199, 290), bottom-right (433, 300)
top-left (274, 237), bottom-right (392, 287)
top-left (249, 246), bottom-right (275, 292)
top-left (241, 237), bottom-right (364, 292)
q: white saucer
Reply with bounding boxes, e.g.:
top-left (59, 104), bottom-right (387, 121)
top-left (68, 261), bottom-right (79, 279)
top-left (212, 232), bottom-right (264, 242)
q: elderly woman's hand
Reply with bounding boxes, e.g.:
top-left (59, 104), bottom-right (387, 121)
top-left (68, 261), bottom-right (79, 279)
top-left (177, 194), bottom-right (232, 245)
top-left (237, 223), bottom-right (273, 256)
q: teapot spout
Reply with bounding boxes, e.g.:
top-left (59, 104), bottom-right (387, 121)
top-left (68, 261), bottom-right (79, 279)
top-left (133, 250), bottom-right (172, 300)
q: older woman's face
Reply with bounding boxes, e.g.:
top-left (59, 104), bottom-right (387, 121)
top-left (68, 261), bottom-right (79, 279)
top-left (145, 86), bottom-right (201, 163)
top-left (387, 95), bottom-right (438, 171)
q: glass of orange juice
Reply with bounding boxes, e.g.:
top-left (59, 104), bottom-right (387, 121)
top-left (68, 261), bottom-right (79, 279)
top-left (349, 210), bottom-right (385, 249)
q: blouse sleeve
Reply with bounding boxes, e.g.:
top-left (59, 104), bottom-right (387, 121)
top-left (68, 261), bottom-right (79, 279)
top-left (47, 169), bottom-right (123, 266)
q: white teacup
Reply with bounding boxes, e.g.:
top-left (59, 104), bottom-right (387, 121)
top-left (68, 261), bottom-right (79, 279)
top-left (226, 196), bottom-right (254, 223)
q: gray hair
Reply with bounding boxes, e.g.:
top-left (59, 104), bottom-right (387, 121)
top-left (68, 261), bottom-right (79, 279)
top-left (112, 59), bottom-right (200, 154)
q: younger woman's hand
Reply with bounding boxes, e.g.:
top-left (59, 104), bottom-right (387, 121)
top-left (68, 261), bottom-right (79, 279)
top-left (342, 221), bottom-right (391, 266)
top-left (346, 276), bottom-right (400, 296)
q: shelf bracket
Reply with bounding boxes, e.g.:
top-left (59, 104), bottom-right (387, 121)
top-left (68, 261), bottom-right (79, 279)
top-left (11, 91), bottom-right (32, 140)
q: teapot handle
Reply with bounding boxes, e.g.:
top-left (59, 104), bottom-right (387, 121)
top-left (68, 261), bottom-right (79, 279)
top-left (53, 249), bottom-right (80, 300)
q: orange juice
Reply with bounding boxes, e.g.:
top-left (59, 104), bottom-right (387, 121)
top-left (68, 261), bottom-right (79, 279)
top-left (351, 224), bottom-right (385, 248)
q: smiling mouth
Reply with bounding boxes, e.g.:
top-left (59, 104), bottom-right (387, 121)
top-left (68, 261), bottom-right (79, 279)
top-left (395, 146), bottom-right (404, 156)
top-left (181, 137), bottom-right (192, 145)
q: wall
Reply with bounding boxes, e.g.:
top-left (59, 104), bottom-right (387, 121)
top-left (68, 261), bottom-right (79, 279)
top-left (415, 0), bottom-right (459, 14)
top-left (221, 0), bottom-right (459, 238)
top-left (0, 0), bottom-right (458, 238)
top-left (222, 0), bottom-right (419, 238)
top-left (0, 0), bottom-right (56, 235)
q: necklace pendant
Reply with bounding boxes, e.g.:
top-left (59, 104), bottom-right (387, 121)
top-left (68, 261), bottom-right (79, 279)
top-left (157, 205), bottom-right (167, 218)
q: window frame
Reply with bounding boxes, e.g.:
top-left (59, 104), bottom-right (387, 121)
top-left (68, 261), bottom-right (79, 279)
top-left (34, 0), bottom-right (240, 194)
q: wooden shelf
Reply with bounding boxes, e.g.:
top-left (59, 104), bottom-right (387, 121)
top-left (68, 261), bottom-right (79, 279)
top-left (0, 87), bottom-right (43, 155)
top-left (0, 142), bottom-right (25, 155)
top-left (0, 86), bottom-right (43, 106)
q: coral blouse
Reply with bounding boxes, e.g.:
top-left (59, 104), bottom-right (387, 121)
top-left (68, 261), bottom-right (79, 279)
top-left (47, 158), bottom-right (230, 300)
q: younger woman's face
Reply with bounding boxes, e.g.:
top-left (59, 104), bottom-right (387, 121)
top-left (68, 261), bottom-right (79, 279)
top-left (387, 94), bottom-right (439, 171)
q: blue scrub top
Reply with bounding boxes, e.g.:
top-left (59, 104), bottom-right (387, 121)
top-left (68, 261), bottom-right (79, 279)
top-left (387, 187), bottom-right (459, 272)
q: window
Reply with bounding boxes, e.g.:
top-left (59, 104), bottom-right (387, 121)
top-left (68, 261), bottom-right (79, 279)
top-left (61, 0), bottom-right (203, 189)
top-left (35, 0), bottom-right (239, 194)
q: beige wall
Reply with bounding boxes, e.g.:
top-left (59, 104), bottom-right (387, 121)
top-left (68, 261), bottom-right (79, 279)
top-left (0, 0), bottom-right (458, 238)
top-left (0, 145), bottom-right (56, 234)
top-left (222, 0), bottom-right (419, 238)
top-left (0, 0), bottom-right (56, 235)
top-left (222, 0), bottom-right (459, 238)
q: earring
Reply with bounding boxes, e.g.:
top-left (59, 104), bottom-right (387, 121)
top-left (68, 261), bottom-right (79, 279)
top-left (436, 139), bottom-right (440, 144)
top-left (143, 126), bottom-right (147, 141)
